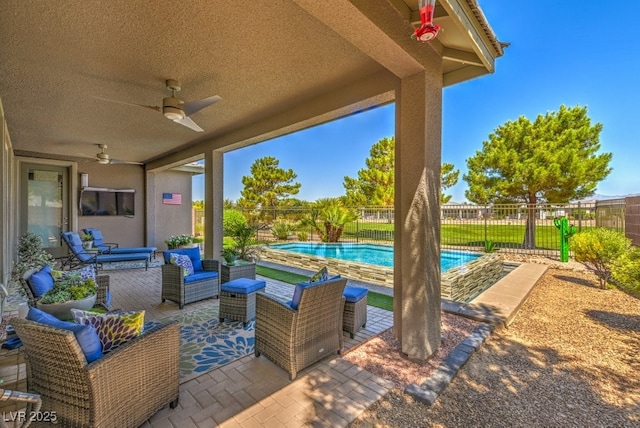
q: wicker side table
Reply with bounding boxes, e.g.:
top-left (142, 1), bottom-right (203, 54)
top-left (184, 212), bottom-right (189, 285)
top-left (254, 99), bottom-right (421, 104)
top-left (220, 262), bottom-right (256, 284)
top-left (343, 287), bottom-right (368, 338)
top-left (219, 278), bottom-right (266, 326)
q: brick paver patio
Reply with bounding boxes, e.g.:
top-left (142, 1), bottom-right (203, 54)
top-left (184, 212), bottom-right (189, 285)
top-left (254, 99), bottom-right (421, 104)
top-left (103, 266), bottom-right (394, 427)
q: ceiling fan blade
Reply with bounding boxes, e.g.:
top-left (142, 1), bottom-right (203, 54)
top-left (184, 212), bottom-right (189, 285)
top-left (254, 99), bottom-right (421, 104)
top-left (93, 96), bottom-right (161, 112)
top-left (175, 116), bottom-right (204, 132)
top-left (183, 95), bottom-right (222, 116)
top-left (110, 159), bottom-right (143, 165)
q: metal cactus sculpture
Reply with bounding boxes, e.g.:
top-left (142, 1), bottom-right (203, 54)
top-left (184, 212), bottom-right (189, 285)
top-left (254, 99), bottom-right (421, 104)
top-left (554, 217), bottom-right (577, 262)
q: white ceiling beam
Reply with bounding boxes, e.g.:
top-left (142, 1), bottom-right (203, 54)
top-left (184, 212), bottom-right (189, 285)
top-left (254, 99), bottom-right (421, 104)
top-left (438, 0), bottom-right (495, 72)
top-left (443, 64), bottom-right (487, 86)
top-left (442, 47), bottom-right (484, 66)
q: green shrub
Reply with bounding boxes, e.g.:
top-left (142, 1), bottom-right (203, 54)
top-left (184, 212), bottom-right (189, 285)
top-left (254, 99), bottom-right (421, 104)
top-left (484, 240), bottom-right (496, 253)
top-left (296, 231), bottom-right (309, 241)
top-left (271, 220), bottom-right (293, 240)
top-left (571, 228), bottom-right (630, 289)
top-left (11, 232), bottom-right (56, 281)
top-left (611, 246), bottom-right (640, 296)
top-left (223, 209), bottom-right (248, 236)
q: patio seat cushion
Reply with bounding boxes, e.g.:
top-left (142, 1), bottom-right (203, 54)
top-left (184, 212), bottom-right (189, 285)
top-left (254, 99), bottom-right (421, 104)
top-left (27, 307), bottom-right (103, 363)
top-left (164, 247), bottom-right (203, 272)
top-left (71, 309), bottom-right (145, 353)
top-left (221, 278), bottom-right (266, 294)
top-left (170, 254), bottom-right (194, 277)
top-left (184, 270), bottom-right (219, 284)
top-left (26, 264), bottom-right (55, 298)
top-left (343, 286), bottom-right (368, 303)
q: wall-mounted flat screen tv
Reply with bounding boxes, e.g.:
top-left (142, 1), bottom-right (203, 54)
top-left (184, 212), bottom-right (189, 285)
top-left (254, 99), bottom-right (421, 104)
top-left (80, 190), bottom-right (135, 216)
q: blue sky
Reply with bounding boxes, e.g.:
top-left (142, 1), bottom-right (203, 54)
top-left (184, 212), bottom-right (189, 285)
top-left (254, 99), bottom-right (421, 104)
top-left (195, 0), bottom-right (640, 203)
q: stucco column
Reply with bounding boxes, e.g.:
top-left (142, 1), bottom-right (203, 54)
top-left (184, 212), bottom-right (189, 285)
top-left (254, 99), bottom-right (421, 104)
top-left (204, 150), bottom-right (224, 260)
top-left (394, 70), bottom-right (442, 362)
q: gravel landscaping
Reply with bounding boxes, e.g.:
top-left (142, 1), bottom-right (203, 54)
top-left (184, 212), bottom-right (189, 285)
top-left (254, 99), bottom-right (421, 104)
top-left (349, 266), bottom-right (640, 427)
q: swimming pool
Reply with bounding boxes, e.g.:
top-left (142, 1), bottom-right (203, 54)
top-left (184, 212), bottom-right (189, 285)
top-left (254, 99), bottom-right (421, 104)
top-left (269, 242), bottom-right (480, 272)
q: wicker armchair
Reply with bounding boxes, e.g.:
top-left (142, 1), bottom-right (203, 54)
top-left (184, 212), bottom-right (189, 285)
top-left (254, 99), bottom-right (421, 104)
top-left (254, 277), bottom-right (347, 380)
top-left (20, 268), bottom-right (111, 309)
top-left (12, 318), bottom-right (180, 428)
top-left (161, 258), bottom-right (220, 309)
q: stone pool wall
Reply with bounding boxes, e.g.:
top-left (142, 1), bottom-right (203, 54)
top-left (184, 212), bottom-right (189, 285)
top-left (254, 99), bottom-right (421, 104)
top-left (441, 253), bottom-right (504, 301)
top-left (259, 247), bottom-right (504, 302)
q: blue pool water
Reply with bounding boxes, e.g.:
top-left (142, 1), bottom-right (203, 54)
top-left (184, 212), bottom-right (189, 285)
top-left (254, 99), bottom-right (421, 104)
top-left (270, 243), bottom-right (480, 271)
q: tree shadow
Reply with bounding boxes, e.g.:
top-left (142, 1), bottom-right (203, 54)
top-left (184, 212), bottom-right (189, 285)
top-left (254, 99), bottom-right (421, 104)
top-left (553, 273), bottom-right (600, 289)
top-left (353, 335), bottom-right (639, 427)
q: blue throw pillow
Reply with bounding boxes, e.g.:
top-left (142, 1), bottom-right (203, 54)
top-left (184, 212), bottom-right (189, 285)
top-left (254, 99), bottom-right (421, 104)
top-left (26, 265), bottom-right (54, 298)
top-left (26, 307), bottom-right (103, 363)
top-left (164, 247), bottom-right (203, 271)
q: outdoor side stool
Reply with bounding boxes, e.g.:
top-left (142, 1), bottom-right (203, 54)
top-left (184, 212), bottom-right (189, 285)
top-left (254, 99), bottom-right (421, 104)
top-left (219, 278), bottom-right (266, 326)
top-left (343, 286), bottom-right (368, 338)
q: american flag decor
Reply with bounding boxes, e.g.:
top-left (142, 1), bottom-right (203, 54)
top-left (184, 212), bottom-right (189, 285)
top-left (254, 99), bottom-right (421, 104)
top-left (162, 193), bottom-right (182, 205)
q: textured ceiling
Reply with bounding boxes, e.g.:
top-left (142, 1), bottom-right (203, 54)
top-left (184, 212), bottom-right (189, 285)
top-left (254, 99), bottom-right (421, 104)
top-left (0, 0), bottom-right (501, 167)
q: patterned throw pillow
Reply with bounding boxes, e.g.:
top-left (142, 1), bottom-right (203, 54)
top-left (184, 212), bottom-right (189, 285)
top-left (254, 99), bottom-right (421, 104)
top-left (309, 266), bottom-right (329, 283)
top-left (170, 254), bottom-right (194, 277)
top-left (71, 309), bottom-right (145, 353)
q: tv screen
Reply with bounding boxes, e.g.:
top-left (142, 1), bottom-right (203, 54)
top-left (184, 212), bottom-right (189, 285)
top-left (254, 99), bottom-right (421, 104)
top-left (80, 190), bottom-right (135, 216)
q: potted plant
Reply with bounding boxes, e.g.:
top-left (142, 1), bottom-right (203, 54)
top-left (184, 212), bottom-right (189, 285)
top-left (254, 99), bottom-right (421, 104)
top-left (221, 246), bottom-right (239, 266)
top-left (11, 231), bottom-right (56, 282)
top-left (82, 234), bottom-right (94, 249)
top-left (37, 271), bottom-right (97, 319)
top-left (220, 224), bottom-right (260, 283)
top-left (165, 234), bottom-right (195, 250)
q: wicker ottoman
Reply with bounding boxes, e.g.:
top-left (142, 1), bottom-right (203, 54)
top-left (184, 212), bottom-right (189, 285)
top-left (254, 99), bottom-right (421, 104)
top-left (219, 278), bottom-right (266, 326)
top-left (343, 287), bottom-right (368, 338)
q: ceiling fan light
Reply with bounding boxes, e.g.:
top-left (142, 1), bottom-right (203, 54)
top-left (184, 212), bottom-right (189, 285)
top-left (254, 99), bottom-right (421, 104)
top-left (163, 105), bottom-right (185, 121)
top-left (97, 158), bottom-right (110, 165)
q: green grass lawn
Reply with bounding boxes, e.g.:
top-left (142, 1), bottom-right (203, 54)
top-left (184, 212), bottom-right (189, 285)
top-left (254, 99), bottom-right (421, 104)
top-left (255, 265), bottom-right (393, 311)
top-left (341, 222), bottom-right (562, 250)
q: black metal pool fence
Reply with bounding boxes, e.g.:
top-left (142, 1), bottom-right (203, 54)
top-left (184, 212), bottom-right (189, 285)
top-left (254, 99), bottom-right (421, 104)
top-left (196, 199), bottom-right (626, 258)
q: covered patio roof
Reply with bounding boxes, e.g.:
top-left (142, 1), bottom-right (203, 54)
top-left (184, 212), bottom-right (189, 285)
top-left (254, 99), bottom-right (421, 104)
top-left (0, 0), bottom-right (503, 166)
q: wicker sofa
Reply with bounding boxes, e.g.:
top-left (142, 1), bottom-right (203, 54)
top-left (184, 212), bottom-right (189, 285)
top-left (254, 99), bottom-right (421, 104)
top-left (254, 276), bottom-right (347, 380)
top-left (162, 247), bottom-right (220, 309)
top-left (12, 318), bottom-right (180, 428)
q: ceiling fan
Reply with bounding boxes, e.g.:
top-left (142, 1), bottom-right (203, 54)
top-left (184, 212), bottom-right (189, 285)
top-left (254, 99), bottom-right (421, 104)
top-left (95, 79), bottom-right (221, 132)
top-left (93, 144), bottom-right (142, 165)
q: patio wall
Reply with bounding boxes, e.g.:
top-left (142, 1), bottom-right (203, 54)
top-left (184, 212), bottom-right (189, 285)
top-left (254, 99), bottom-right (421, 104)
top-left (77, 161), bottom-right (146, 248)
top-left (151, 170), bottom-right (193, 251)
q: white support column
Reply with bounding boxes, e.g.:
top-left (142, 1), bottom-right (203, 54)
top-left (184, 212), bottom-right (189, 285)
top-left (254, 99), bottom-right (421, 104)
top-left (394, 69), bottom-right (442, 362)
top-left (204, 151), bottom-right (224, 261)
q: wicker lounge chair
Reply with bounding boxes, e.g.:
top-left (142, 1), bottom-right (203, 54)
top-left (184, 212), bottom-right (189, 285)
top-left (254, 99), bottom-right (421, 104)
top-left (254, 276), bottom-right (347, 380)
top-left (83, 227), bottom-right (157, 258)
top-left (12, 318), bottom-right (180, 428)
top-left (162, 248), bottom-right (220, 309)
top-left (61, 231), bottom-right (151, 271)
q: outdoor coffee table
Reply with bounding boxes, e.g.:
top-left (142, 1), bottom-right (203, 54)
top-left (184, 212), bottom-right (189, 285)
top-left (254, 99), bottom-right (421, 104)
top-left (219, 278), bottom-right (266, 326)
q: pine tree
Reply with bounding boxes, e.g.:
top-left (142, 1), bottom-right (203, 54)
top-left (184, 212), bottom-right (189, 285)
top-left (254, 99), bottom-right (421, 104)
top-left (464, 105), bottom-right (612, 248)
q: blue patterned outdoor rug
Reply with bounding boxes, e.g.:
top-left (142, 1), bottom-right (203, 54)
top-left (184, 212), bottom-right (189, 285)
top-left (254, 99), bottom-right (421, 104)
top-left (148, 306), bottom-right (254, 383)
